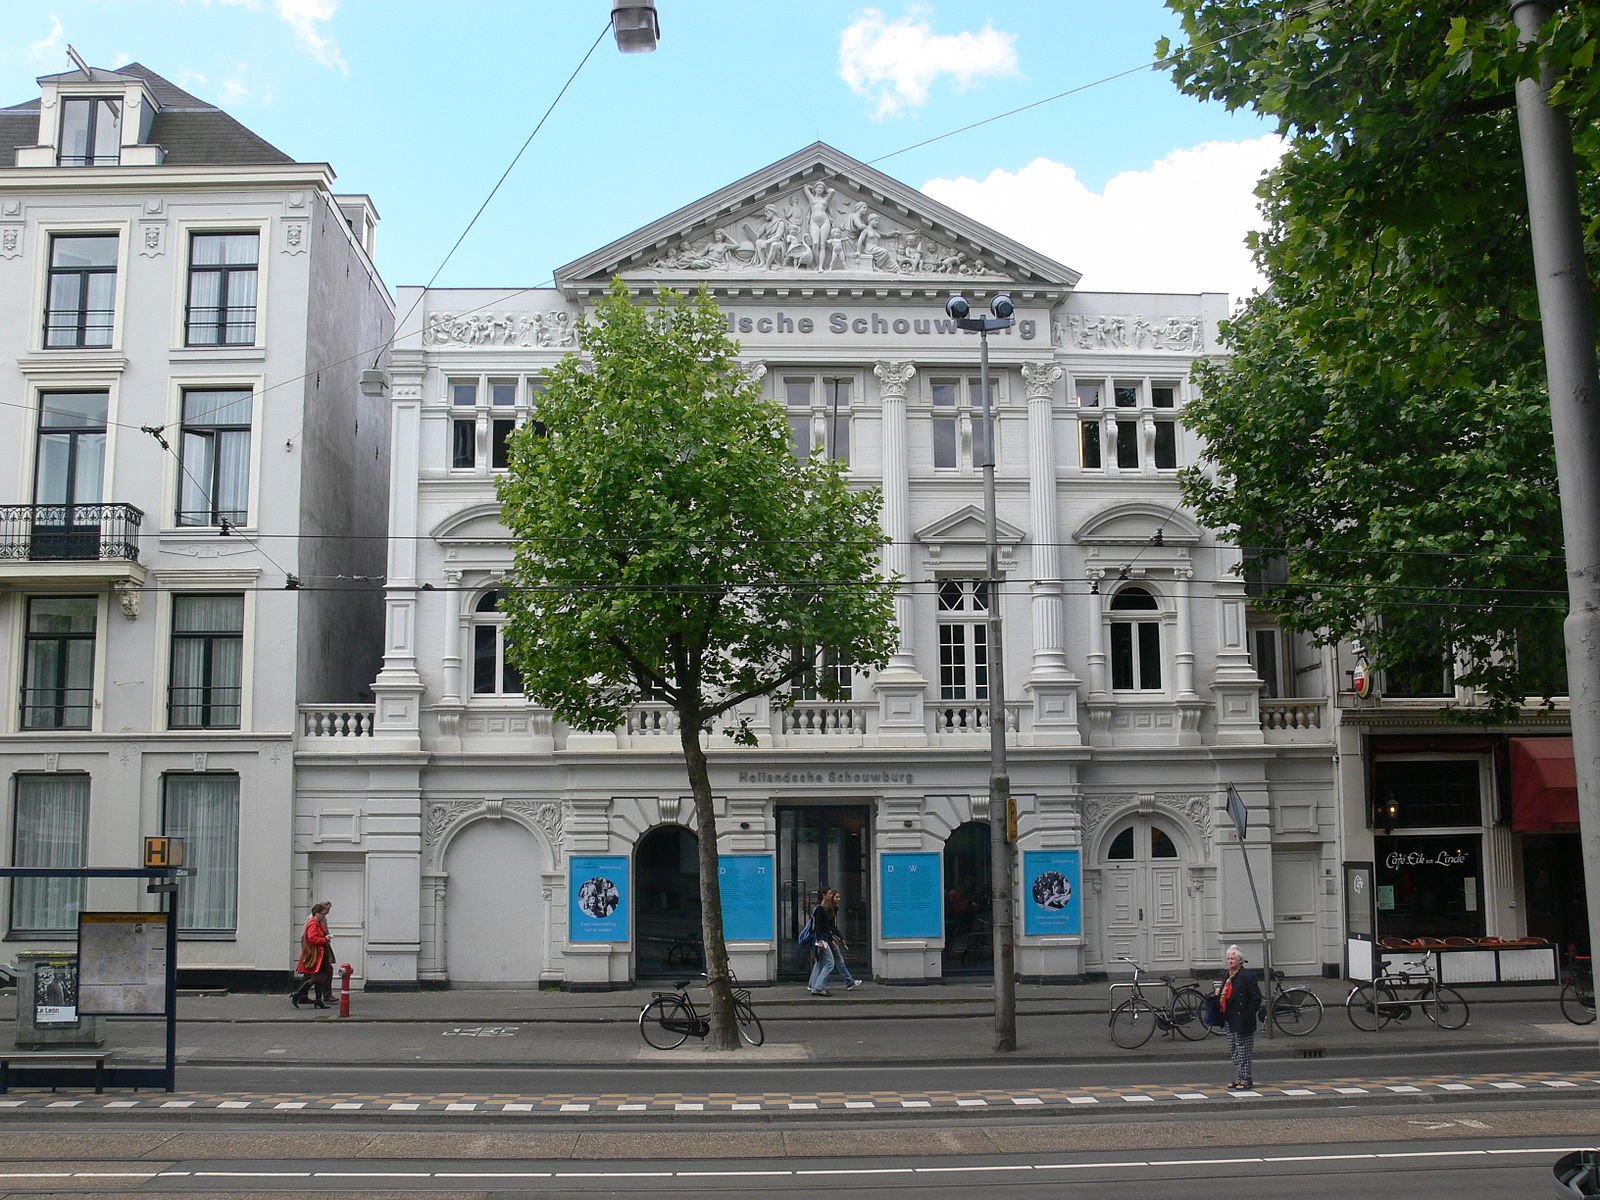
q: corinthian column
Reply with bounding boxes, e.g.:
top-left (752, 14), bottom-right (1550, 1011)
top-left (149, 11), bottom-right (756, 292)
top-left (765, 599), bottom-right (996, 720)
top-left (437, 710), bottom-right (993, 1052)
top-left (872, 360), bottom-right (928, 746)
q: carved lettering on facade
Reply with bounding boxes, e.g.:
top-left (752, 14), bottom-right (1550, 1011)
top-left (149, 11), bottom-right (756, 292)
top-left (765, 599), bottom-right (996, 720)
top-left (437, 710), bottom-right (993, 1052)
top-left (425, 311), bottom-right (578, 348)
top-left (1053, 315), bottom-right (1204, 352)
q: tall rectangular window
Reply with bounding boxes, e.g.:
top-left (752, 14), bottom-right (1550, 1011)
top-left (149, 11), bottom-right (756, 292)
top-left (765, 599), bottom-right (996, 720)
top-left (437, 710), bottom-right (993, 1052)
top-left (45, 235), bottom-right (117, 348)
top-left (937, 578), bottom-right (989, 701)
top-left (931, 378), bottom-right (960, 469)
top-left (169, 594), bottom-right (244, 729)
top-left (450, 379), bottom-right (478, 469)
top-left (163, 774), bottom-right (240, 933)
top-left (795, 647), bottom-right (852, 701)
top-left (784, 376), bottom-right (851, 463)
top-left (22, 597), bottom-right (96, 729)
top-left (33, 392), bottom-right (108, 561)
top-left (185, 233), bottom-right (259, 346)
top-left (10, 774), bottom-right (88, 935)
top-left (178, 389), bottom-right (252, 526)
top-left (58, 97), bottom-right (121, 166)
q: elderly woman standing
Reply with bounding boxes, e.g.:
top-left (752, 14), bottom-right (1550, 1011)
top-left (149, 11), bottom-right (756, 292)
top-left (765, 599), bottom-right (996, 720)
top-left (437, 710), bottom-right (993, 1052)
top-left (1218, 944), bottom-right (1262, 1089)
top-left (291, 901), bottom-right (333, 1010)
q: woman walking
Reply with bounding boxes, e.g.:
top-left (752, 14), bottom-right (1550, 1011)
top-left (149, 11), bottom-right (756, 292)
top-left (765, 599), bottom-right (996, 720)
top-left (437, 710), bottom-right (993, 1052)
top-left (1217, 944), bottom-right (1262, 1089)
top-left (806, 888), bottom-right (837, 996)
top-left (291, 901), bottom-right (333, 1009)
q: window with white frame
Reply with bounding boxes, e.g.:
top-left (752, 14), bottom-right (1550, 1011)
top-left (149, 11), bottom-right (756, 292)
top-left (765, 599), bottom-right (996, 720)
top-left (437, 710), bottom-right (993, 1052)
top-left (58, 97), bottom-right (121, 166)
top-left (1074, 377), bottom-right (1181, 472)
top-left (794, 647), bottom-right (853, 701)
top-left (937, 578), bottom-right (989, 700)
top-left (21, 596), bottom-right (96, 730)
top-left (1249, 627), bottom-right (1285, 699)
top-left (471, 589), bottom-right (523, 696)
top-left (163, 773), bottom-right (239, 933)
top-left (177, 388), bottom-right (252, 527)
top-left (185, 233), bottom-right (259, 346)
top-left (783, 375), bottom-right (851, 464)
top-left (929, 375), bottom-right (997, 470)
top-left (1109, 585), bottom-right (1163, 691)
top-left (9, 773), bottom-right (88, 935)
top-left (33, 391), bottom-right (107, 561)
top-left (168, 594), bottom-right (243, 729)
top-left (44, 234), bottom-right (117, 348)
top-left (449, 376), bottom-right (544, 472)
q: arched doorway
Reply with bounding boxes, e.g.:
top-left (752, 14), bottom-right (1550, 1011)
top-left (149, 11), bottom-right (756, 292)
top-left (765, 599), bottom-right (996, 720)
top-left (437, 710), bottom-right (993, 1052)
top-left (444, 819), bottom-right (545, 984)
top-left (941, 821), bottom-right (992, 975)
top-left (1100, 817), bottom-right (1187, 974)
top-left (636, 826), bottom-right (702, 978)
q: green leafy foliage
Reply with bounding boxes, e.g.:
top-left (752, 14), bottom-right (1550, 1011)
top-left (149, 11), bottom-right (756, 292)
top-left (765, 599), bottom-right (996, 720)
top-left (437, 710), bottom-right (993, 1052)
top-left (1163, 0), bottom-right (1591, 717)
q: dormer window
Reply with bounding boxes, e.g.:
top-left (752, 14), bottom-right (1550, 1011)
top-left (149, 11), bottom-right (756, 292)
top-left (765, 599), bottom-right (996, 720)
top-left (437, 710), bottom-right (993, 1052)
top-left (58, 97), bottom-right (121, 166)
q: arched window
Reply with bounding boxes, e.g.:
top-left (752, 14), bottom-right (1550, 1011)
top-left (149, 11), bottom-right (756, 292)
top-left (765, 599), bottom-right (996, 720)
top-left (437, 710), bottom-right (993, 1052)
top-left (1109, 585), bottom-right (1162, 691)
top-left (471, 590), bottom-right (523, 696)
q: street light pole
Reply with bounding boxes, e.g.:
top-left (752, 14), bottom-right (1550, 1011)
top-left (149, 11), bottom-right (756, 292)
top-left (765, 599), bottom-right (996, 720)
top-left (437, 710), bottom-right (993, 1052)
top-left (946, 293), bottom-right (1017, 1052)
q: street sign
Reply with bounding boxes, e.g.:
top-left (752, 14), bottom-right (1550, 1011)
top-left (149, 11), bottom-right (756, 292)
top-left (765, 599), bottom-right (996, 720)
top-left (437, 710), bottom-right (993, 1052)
top-left (1226, 785), bottom-right (1248, 838)
top-left (143, 836), bottom-right (185, 869)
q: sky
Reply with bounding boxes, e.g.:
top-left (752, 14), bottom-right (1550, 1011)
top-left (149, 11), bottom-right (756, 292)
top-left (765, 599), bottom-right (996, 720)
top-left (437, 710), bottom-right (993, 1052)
top-left (3, 1), bottom-right (1283, 304)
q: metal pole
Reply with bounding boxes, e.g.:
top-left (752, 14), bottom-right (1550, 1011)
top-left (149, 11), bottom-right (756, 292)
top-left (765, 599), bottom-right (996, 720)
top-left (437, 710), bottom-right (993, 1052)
top-left (165, 876), bottom-right (178, 1092)
top-left (977, 326), bottom-right (1017, 1052)
top-left (1235, 842), bottom-right (1275, 1041)
top-left (1510, 0), bottom-right (1600, 1022)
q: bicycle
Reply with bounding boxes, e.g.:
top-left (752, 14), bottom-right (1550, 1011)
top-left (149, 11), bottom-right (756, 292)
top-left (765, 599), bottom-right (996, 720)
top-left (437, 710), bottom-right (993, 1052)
top-left (1197, 967), bottom-right (1324, 1039)
top-left (1559, 948), bottom-right (1594, 1026)
top-left (1345, 956), bottom-right (1469, 1031)
top-left (639, 971), bottom-right (764, 1048)
top-left (1108, 957), bottom-right (1210, 1048)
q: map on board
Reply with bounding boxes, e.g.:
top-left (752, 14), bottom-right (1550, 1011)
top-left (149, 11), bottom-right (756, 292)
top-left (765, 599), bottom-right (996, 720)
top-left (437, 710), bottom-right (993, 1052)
top-left (78, 911), bottom-right (169, 1016)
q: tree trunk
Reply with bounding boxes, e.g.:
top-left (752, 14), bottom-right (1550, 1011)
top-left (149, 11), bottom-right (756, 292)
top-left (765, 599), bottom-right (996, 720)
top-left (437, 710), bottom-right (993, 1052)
top-left (679, 718), bottom-right (739, 1050)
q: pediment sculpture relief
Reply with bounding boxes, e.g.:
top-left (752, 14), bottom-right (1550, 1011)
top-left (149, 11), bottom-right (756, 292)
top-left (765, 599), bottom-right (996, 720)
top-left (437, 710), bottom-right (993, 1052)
top-left (643, 181), bottom-right (993, 276)
top-left (1054, 314), bottom-right (1204, 353)
top-left (425, 310), bottom-right (579, 348)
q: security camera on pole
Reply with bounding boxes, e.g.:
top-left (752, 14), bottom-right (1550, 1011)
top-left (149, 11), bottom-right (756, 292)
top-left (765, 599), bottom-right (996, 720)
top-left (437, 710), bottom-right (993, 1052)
top-left (945, 292), bottom-right (1018, 1051)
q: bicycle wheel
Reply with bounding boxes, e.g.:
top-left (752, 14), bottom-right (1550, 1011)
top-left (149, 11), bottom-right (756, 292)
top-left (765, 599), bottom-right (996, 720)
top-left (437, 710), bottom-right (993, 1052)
top-left (1560, 980), bottom-right (1597, 1026)
top-left (1420, 984), bottom-right (1469, 1030)
top-left (1346, 983), bottom-right (1390, 1032)
top-left (1170, 986), bottom-right (1209, 1041)
top-left (639, 995), bottom-right (691, 1049)
top-left (1271, 987), bottom-right (1324, 1037)
top-left (1110, 997), bottom-right (1159, 1049)
top-left (735, 997), bottom-right (765, 1047)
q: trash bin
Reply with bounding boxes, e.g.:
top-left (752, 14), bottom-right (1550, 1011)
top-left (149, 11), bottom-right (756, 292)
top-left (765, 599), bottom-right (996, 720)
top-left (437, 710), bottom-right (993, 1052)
top-left (1554, 1150), bottom-right (1600, 1198)
top-left (14, 952), bottom-right (102, 1050)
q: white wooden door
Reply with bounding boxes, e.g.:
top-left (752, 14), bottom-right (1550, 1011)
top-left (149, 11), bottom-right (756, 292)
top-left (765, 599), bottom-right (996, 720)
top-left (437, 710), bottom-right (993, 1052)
top-left (310, 857), bottom-right (366, 983)
top-left (1271, 850), bottom-right (1320, 975)
top-left (1100, 819), bottom-right (1188, 973)
top-left (1103, 866), bottom-right (1145, 966)
top-left (444, 820), bottom-right (545, 984)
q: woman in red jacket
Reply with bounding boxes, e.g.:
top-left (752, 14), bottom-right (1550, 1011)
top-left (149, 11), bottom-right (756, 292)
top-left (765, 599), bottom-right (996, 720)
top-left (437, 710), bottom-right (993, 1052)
top-left (291, 901), bottom-right (333, 1009)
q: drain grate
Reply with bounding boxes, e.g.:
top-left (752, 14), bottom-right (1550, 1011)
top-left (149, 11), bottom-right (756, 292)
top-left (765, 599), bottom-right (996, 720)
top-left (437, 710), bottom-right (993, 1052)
top-left (1292, 1043), bottom-right (1326, 1058)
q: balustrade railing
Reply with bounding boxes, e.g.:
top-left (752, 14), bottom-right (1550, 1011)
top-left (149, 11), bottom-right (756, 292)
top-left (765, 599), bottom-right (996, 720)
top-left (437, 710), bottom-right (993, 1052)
top-left (0, 503), bottom-right (143, 562)
top-left (626, 704), bottom-right (679, 737)
top-left (780, 702), bottom-right (870, 736)
top-left (299, 705), bottom-right (376, 739)
top-left (1260, 700), bottom-right (1325, 732)
top-left (930, 702), bottom-right (1023, 736)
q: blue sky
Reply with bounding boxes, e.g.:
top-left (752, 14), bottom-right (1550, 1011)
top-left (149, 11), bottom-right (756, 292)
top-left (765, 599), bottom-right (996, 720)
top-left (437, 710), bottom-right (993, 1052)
top-left (4, 1), bottom-right (1280, 301)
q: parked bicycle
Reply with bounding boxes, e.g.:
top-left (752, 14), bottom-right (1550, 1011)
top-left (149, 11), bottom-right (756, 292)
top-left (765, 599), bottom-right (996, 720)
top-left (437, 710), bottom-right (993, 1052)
top-left (1108, 957), bottom-right (1211, 1048)
top-left (1559, 947), bottom-right (1594, 1026)
top-left (1345, 955), bottom-right (1469, 1031)
top-left (639, 971), bottom-right (764, 1048)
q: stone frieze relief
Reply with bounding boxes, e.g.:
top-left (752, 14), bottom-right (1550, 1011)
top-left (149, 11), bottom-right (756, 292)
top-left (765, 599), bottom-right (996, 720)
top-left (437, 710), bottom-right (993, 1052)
top-left (1053, 314), bottom-right (1204, 352)
top-left (424, 311), bottom-right (579, 349)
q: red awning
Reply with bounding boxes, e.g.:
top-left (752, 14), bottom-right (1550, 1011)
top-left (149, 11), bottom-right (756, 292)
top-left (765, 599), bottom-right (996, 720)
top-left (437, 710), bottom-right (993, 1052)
top-left (1510, 737), bottom-right (1579, 831)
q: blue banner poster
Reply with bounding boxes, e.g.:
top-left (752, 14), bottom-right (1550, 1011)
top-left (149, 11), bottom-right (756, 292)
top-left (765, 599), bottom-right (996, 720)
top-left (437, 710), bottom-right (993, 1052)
top-left (1023, 850), bottom-right (1082, 936)
top-left (718, 855), bottom-right (776, 942)
top-left (880, 852), bottom-right (943, 940)
top-left (569, 855), bottom-right (630, 943)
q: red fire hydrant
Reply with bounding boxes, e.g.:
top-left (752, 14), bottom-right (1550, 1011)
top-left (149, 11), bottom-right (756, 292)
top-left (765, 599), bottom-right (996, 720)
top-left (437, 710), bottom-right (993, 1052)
top-left (338, 963), bottom-right (353, 1018)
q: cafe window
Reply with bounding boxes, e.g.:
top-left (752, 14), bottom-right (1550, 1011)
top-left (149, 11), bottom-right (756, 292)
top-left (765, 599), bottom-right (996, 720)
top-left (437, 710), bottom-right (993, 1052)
top-left (1374, 833), bottom-right (1486, 940)
top-left (1372, 759), bottom-right (1482, 830)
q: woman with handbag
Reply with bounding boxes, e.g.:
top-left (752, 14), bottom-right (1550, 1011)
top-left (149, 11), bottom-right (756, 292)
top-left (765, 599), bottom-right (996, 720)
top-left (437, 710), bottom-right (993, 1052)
top-left (1216, 944), bottom-right (1262, 1089)
top-left (290, 901), bottom-right (333, 1009)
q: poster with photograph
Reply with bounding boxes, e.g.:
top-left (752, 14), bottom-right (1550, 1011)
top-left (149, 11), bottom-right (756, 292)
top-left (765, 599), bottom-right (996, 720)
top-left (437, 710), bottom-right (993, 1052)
top-left (880, 852), bottom-right (942, 940)
top-left (33, 957), bottom-right (79, 1026)
top-left (718, 855), bottom-right (775, 943)
top-left (1023, 850), bottom-right (1082, 936)
top-left (569, 855), bottom-right (630, 943)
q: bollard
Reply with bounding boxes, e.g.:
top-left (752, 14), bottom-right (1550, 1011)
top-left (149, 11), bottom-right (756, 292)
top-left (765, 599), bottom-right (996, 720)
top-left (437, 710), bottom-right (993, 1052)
top-left (338, 963), bottom-right (353, 1018)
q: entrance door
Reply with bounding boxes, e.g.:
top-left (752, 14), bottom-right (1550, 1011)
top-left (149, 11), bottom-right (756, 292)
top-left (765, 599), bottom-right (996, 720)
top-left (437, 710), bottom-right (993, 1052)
top-left (1271, 850), bottom-right (1320, 975)
top-left (636, 826), bottom-right (702, 978)
top-left (941, 821), bottom-right (991, 976)
top-left (778, 806), bottom-right (870, 980)
top-left (310, 857), bottom-right (365, 983)
top-left (1100, 818), bottom-right (1187, 973)
top-left (444, 820), bottom-right (544, 984)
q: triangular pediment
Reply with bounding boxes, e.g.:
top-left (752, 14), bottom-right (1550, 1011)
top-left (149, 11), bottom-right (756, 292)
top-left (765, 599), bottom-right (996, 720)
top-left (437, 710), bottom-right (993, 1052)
top-left (916, 505), bottom-right (1027, 547)
top-left (557, 142), bottom-right (1079, 301)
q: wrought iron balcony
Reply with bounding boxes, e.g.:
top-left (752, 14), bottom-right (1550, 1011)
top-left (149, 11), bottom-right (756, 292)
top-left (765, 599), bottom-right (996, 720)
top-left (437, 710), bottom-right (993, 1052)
top-left (0, 503), bottom-right (143, 563)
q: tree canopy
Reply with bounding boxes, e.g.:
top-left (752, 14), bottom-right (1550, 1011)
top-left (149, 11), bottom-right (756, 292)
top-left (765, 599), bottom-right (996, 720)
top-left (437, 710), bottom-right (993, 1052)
top-left (496, 279), bottom-right (897, 1046)
top-left (1161, 0), bottom-right (1600, 716)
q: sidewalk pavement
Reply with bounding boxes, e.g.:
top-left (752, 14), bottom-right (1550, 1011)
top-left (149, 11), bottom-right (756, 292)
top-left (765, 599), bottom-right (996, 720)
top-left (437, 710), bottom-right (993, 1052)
top-left (5, 977), bottom-right (1593, 1068)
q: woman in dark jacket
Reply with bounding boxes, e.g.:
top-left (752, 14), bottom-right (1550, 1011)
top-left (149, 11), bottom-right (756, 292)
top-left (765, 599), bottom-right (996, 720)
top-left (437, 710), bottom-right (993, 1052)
top-left (291, 901), bottom-right (333, 1009)
top-left (1217, 944), bottom-right (1262, 1089)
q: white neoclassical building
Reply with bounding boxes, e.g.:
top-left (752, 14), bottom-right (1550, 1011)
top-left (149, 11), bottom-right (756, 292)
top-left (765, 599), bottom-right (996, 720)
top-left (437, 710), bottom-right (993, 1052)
top-left (294, 144), bottom-right (1338, 989)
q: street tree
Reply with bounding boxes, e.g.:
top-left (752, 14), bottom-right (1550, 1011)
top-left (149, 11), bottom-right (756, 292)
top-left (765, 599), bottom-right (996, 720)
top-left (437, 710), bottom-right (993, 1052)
top-left (1159, 0), bottom-right (1600, 718)
top-left (496, 280), bottom-right (898, 1049)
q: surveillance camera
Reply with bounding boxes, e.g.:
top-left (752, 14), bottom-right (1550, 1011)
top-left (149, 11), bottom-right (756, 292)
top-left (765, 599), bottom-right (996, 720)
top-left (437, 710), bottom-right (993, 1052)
top-left (990, 294), bottom-right (1014, 320)
top-left (945, 295), bottom-right (971, 320)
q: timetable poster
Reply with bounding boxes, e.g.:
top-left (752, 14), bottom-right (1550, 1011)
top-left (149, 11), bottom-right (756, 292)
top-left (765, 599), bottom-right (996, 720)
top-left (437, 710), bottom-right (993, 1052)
top-left (570, 855), bottom-right (630, 943)
top-left (880, 852), bottom-right (942, 939)
top-left (718, 855), bottom-right (776, 942)
top-left (1023, 850), bottom-right (1082, 936)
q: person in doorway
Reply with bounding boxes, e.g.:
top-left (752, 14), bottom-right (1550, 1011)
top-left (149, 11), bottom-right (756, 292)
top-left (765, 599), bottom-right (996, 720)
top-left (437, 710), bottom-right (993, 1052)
top-left (1216, 943), bottom-right (1261, 1089)
top-left (291, 901), bottom-right (334, 1009)
top-left (807, 887), bottom-right (837, 996)
top-left (825, 888), bottom-right (864, 990)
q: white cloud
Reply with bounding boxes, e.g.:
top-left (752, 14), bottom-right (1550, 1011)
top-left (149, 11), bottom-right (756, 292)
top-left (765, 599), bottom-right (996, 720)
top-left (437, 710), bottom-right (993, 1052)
top-left (920, 135), bottom-right (1286, 304)
top-left (839, 5), bottom-right (1019, 120)
top-left (28, 15), bottom-right (64, 64)
top-left (276, 0), bottom-right (348, 74)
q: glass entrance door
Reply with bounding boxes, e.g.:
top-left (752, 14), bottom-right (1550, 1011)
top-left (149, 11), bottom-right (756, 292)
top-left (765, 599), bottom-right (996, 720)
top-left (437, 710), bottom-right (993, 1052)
top-left (778, 806), bottom-right (871, 980)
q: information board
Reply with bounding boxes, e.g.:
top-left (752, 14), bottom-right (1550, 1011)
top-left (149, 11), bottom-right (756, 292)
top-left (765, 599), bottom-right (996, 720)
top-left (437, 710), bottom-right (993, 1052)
top-left (718, 854), bottom-right (775, 942)
top-left (880, 852), bottom-right (942, 940)
top-left (1023, 850), bottom-right (1083, 936)
top-left (569, 855), bottom-right (630, 943)
top-left (78, 911), bottom-right (169, 1016)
